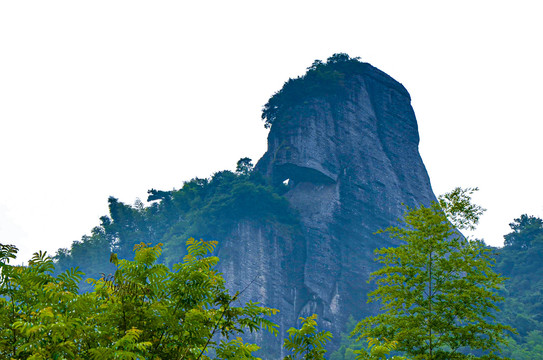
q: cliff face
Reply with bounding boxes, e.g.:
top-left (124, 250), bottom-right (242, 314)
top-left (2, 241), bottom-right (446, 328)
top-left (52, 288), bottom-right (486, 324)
top-left (218, 61), bottom-right (437, 356)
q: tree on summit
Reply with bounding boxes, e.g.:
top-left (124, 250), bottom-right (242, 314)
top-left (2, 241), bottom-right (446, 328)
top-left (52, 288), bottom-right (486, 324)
top-left (261, 53), bottom-right (368, 129)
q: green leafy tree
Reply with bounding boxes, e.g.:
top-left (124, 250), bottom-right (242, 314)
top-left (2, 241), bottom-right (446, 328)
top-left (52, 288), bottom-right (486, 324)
top-left (329, 316), bottom-right (365, 360)
top-left (355, 338), bottom-right (410, 360)
top-left (0, 239), bottom-right (279, 359)
top-left (523, 331), bottom-right (543, 358)
top-left (283, 314), bottom-right (332, 360)
top-left (500, 330), bottom-right (543, 360)
top-left (236, 157), bottom-right (254, 175)
top-left (503, 214), bottom-right (543, 249)
top-left (85, 238), bottom-right (279, 359)
top-left (328, 317), bottom-right (410, 360)
top-left (0, 245), bottom-right (86, 359)
top-left (353, 188), bottom-right (514, 360)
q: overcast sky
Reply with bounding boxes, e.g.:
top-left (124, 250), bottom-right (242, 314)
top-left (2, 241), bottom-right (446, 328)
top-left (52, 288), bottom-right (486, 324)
top-left (1, 1), bottom-right (542, 262)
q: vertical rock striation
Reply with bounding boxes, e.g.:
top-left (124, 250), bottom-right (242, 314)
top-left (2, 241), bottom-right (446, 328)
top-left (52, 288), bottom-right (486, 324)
top-left (218, 56), bottom-right (437, 357)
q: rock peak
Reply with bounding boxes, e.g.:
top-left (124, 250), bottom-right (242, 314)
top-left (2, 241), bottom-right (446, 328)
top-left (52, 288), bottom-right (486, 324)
top-left (223, 54), bottom-right (436, 356)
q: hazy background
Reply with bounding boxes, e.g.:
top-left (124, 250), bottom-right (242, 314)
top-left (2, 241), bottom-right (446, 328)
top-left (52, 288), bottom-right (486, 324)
top-left (1, 1), bottom-right (542, 262)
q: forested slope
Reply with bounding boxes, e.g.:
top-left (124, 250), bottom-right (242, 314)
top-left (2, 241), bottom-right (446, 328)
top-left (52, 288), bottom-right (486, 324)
top-left (54, 160), bottom-right (299, 292)
top-left (495, 215), bottom-right (543, 359)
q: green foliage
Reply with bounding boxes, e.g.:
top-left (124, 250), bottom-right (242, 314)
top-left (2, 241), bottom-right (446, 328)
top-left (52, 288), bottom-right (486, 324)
top-left (262, 53), bottom-right (369, 128)
top-left (493, 214), bottom-right (543, 357)
top-left (0, 245), bottom-right (86, 360)
top-left (355, 338), bottom-right (410, 360)
top-left (438, 187), bottom-right (486, 231)
top-left (329, 317), bottom-right (410, 360)
top-left (215, 337), bottom-right (262, 360)
top-left (1, 239), bottom-right (279, 359)
top-left (54, 223), bottom-right (116, 292)
top-left (54, 158), bottom-right (299, 278)
top-left (236, 157), bottom-right (254, 175)
top-left (283, 314), bottom-right (332, 360)
top-left (329, 316), bottom-right (364, 360)
top-left (503, 214), bottom-right (543, 250)
top-left (337, 211), bottom-right (543, 360)
top-left (500, 331), bottom-right (543, 360)
top-left (353, 189), bottom-right (514, 360)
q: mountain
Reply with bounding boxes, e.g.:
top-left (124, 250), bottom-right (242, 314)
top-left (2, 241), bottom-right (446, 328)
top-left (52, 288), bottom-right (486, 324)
top-left (54, 54), bottom-right (438, 357)
top-left (217, 54), bottom-right (437, 356)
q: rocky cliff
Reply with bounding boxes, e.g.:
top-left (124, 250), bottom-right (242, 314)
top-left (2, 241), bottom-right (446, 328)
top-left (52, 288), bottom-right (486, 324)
top-left (218, 55), bottom-right (437, 356)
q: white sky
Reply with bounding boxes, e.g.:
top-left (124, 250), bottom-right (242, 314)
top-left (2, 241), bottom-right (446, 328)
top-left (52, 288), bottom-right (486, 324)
top-left (1, 1), bottom-right (542, 262)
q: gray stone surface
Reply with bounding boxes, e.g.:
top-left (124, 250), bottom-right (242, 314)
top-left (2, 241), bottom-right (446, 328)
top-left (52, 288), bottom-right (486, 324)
top-left (218, 64), bottom-right (437, 357)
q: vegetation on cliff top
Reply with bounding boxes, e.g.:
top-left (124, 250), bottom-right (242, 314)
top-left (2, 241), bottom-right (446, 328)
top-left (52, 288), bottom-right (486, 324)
top-left (261, 53), bottom-right (372, 129)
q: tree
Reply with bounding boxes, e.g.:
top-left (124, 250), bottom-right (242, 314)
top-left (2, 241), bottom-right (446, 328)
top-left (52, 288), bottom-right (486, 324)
top-left (0, 239), bottom-right (279, 359)
top-left (355, 338), bottom-right (410, 360)
top-left (0, 245), bottom-right (87, 359)
top-left (353, 188), bottom-right (514, 360)
top-left (500, 330), bottom-right (543, 360)
top-left (283, 314), bottom-right (332, 360)
top-left (236, 157), bottom-right (254, 176)
top-left (503, 214), bottom-right (543, 249)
